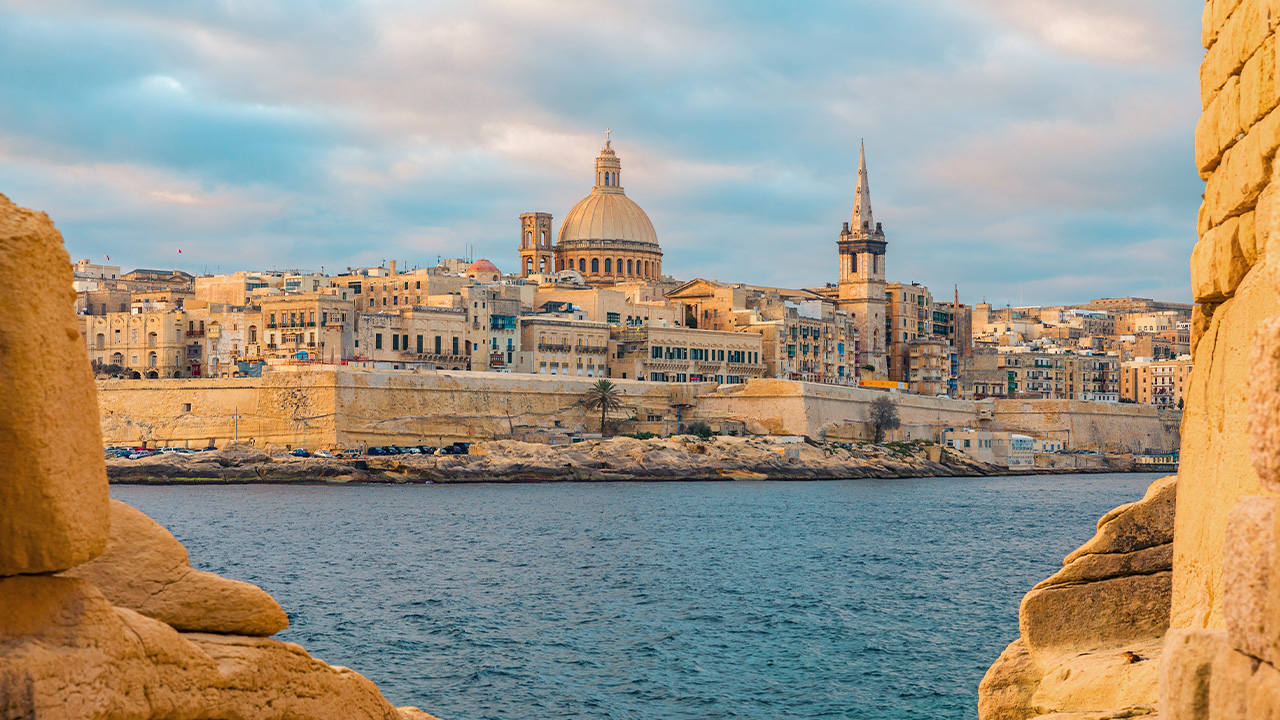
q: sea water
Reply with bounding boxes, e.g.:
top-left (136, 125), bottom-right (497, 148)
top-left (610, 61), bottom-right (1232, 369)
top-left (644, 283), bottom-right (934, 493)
top-left (114, 473), bottom-right (1160, 720)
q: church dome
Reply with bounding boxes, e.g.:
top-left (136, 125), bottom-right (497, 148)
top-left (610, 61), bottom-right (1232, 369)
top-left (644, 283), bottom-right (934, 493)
top-left (551, 136), bottom-right (663, 285)
top-left (466, 258), bottom-right (499, 274)
top-left (557, 139), bottom-right (659, 249)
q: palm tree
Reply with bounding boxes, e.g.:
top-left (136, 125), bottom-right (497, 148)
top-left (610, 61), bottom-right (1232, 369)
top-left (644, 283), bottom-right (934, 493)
top-left (583, 379), bottom-right (624, 436)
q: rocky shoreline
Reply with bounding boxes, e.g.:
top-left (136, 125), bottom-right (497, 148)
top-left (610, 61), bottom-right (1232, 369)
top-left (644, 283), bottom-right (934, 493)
top-left (107, 436), bottom-right (1127, 484)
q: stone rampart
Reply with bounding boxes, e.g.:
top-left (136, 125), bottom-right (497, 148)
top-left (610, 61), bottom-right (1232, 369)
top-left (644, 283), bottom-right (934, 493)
top-left (96, 368), bottom-right (1180, 453)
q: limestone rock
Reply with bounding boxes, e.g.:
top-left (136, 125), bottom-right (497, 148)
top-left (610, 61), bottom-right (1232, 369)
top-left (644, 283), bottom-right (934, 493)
top-left (1065, 476), bottom-right (1176, 565)
top-left (1030, 640), bottom-right (1163, 717)
top-left (1020, 572), bottom-right (1172, 668)
top-left (1250, 660), bottom-right (1280, 720)
top-left (399, 708), bottom-right (445, 720)
top-left (978, 639), bottom-right (1041, 720)
top-left (1035, 544), bottom-right (1173, 590)
top-left (1210, 643), bottom-right (1258, 720)
top-left (0, 574), bottom-right (404, 720)
top-left (1250, 315), bottom-right (1280, 492)
top-left (64, 499), bottom-right (288, 636)
top-left (1158, 629), bottom-right (1225, 720)
top-left (0, 193), bottom-right (109, 575)
top-left (1222, 496), bottom-right (1280, 663)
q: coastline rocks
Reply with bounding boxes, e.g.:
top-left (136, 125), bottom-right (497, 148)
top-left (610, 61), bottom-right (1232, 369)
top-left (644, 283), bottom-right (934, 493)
top-left (0, 574), bottom-right (406, 720)
top-left (978, 475), bottom-right (1175, 720)
top-left (107, 436), bottom-right (1011, 484)
top-left (0, 193), bottom-right (110, 575)
top-left (63, 499), bottom-right (289, 636)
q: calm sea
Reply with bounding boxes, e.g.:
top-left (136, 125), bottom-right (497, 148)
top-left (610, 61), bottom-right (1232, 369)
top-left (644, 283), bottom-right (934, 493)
top-left (112, 473), bottom-right (1160, 720)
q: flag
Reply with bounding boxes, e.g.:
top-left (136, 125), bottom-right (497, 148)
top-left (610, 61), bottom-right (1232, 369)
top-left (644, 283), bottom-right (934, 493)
top-left (177, 249), bottom-right (182, 254)
top-left (103, 253), bottom-right (110, 261)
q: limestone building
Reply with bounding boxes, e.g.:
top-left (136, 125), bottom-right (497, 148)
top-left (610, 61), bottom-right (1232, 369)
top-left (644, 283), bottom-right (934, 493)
top-left (609, 325), bottom-right (765, 384)
top-left (520, 137), bottom-right (664, 286)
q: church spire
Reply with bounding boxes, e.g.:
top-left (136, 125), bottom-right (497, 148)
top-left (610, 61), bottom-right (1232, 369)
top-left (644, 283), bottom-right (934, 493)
top-left (851, 140), bottom-right (875, 233)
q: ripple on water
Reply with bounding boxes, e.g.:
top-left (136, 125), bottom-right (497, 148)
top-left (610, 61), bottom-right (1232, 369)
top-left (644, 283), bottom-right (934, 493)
top-left (113, 473), bottom-right (1158, 720)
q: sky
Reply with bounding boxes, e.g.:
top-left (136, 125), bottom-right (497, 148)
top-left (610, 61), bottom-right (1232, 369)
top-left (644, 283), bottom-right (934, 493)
top-left (0, 0), bottom-right (1204, 307)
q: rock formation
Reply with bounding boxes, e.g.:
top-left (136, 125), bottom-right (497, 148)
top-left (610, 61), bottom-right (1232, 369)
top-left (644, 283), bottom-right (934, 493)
top-left (986, 2), bottom-right (1280, 717)
top-left (0, 193), bottom-right (439, 720)
top-left (978, 476), bottom-right (1175, 719)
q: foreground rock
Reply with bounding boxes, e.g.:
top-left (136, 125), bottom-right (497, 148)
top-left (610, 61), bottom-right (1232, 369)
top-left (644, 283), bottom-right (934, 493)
top-left (0, 193), bottom-right (440, 719)
top-left (63, 500), bottom-right (289, 636)
top-left (979, 476), bottom-right (1175, 719)
top-left (0, 193), bottom-right (110, 575)
top-left (106, 436), bottom-right (1030, 483)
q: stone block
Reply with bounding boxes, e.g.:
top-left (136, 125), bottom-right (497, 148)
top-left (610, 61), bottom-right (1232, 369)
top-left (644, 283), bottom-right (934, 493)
top-left (1203, 2), bottom-right (1268, 102)
top-left (1251, 317), bottom-right (1280, 493)
top-left (1211, 645), bottom-right (1259, 720)
top-left (1248, 660), bottom-right (1280, 719)
top-left (978, 639), bottom-right (1041, 720)
top-left (63, 500), bottom-right (288, 636)
top-left (1241, 35), bottom-right (1279, 131)
top-left (1224, 496), bottom-right (1280, 662)
top-left (1204, 106), bottom-right (1280, 227)
top-left (1199, 74), bottom-right (1243, 176)
top-left (1193, 218), bottom-right (1250, 303)
top-left (1020, 572), bottom-right (1171, 668)
top-left (1192, 304), bottom-right (1215, 358)
top-left (1160, 629), bottom-right (1226, 720)
top-left (0, 194), bottom-right (109, 576)
top-left (1242, 210), bottom-right (1261, 266)
top-left (1204, 0), bottom-right (1245, 53)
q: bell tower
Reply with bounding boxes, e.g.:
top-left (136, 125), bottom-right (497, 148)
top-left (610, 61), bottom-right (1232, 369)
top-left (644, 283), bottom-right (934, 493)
top-left (519, 212), bottom-right (555, 276)
top-left (836, 141), bottom-right (889, 375)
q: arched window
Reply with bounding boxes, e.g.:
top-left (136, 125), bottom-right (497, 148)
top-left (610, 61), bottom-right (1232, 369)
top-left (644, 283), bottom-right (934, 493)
top-left (148, 352), bottom-right (157, 367)
top-left (111, 352), bottom-right (123, 366)
top-left (248, 326), bottom-right (257, 343)
top-left (579, 258), bottom-right (586, 273)
top-left (95, 333), bottom-right (105, 350)
top-left (604, 258), bottom-right (612, 273)
top-left (627, 259), bottom-right (633, 275)
top-left (147, 332), bottom-right (158, 348)
top-left (851, 254), bottom-right (858, 274)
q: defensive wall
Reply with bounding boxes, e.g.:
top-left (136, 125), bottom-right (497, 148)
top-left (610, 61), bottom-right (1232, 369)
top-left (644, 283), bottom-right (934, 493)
top-left (97, 366), bottom-right (1180, 453)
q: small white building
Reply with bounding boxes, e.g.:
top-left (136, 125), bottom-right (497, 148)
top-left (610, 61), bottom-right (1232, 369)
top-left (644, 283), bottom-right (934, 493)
top-left (944, 428), bottom-right (1036, 468)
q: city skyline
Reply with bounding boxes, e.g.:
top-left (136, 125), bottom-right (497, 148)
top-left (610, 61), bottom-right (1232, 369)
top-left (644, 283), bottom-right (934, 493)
top-left (0, 1), bottom-right (1202, 306)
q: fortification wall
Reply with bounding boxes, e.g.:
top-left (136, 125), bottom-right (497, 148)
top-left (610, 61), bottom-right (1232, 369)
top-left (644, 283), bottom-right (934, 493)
top-left (97, 369), bottom-right (1181, 453)
top-left (988, 399), bottom-right (1181, 454)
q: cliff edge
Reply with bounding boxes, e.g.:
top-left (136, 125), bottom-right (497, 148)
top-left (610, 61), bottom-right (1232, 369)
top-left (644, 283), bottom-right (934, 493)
top-left (0, 193), bottom-right (440, 720)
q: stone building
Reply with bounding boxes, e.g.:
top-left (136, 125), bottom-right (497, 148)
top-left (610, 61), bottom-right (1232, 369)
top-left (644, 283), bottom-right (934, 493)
top-left (1119, 356), bottom-right (1193, 407)
top-left (81, 309), bottom-right (190, 378)
top-left (521, 136), bottom-right (664, 286)
top-left (533, 285), bottom-right (682, 328)
top-left (514, 307), bottom-right (610, 378)
top-left (355, 307), bottom-right (471, 370)
top-left (259, 291), bottom-right (355, 363)
top-left (608, 325), bottom-right (765, 383)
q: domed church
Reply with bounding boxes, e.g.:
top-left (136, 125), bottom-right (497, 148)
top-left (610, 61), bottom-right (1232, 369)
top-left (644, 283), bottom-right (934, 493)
top-left (519, 134), bottom-right (663, 286)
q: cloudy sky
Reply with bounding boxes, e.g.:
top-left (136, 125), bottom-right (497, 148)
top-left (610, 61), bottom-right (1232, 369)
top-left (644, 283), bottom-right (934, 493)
top-left (0, 0), bottom-right (1203, 306)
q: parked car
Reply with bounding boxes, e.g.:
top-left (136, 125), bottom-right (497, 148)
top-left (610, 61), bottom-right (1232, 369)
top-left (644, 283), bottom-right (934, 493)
top-left (417, 446), bottom-right (437, 454)
top-left (288, 448), bottom-right (311, 457)
top-left (367, 446), bottom-right (387, 456)
top-left (336, 449), bottom-right (361, 459)
top-left (312, 449), bottom-right (334, 458)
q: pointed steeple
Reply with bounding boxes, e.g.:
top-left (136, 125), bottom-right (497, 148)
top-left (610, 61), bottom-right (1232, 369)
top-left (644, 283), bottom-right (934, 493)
top-left (851, 140), bottom-right (875, 233)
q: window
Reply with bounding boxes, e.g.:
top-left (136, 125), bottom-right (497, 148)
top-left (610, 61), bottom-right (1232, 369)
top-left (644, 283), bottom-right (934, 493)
top-left (591, 258), bottom-right (599, 273)
top-left (392, 335), bottom-right (399, 351)
top-left (453, 337), bottom-right (459, 355)
top-left (604, 258), bottom-right (612, 273)
top-left (182, 403), bottom-right (191, 412)
top-left (627, 259), bottom-right (633, 274)
top-left (375, 333), bottom-right (383, 350)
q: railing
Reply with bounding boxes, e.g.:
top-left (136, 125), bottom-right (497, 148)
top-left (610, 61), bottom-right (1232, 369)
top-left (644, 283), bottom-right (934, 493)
top-left (538, 343), bottom-right (571, 352)
top-left (186, 329), bottom-right (205, 337)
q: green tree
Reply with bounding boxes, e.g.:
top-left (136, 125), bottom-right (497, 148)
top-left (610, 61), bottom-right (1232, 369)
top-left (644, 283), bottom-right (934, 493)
top-left (869, 395), bottom-right (901, 443)
top-left (584, 379), bottom-right (625, 436)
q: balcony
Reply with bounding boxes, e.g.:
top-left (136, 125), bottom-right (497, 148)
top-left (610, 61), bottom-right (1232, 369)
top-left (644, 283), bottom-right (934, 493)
top-left (538, 343), bottom-right (571, 352)
top-left (186, 329), bottom-right (205, 338)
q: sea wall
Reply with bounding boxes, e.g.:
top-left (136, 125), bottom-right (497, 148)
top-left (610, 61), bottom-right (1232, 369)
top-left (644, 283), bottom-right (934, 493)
top-left (96, 367), bottom-right (1180, 453)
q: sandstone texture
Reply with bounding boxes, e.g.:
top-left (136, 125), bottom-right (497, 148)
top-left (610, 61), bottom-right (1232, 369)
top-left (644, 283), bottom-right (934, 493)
top-left (978, 476), bottom-right (1174, 719)
top-left (0, 195), bottom-right (440, 719)
top-left (63, 499), bottom-right (288, 636)
top-left (0, 193), bottom-right (109, 575)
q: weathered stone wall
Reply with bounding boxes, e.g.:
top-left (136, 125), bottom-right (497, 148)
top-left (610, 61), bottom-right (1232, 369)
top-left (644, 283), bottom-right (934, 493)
top-left (1174, 0), bottom-right (1280, 630)
top-left (96, 368), bottom-right (1181, 453)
